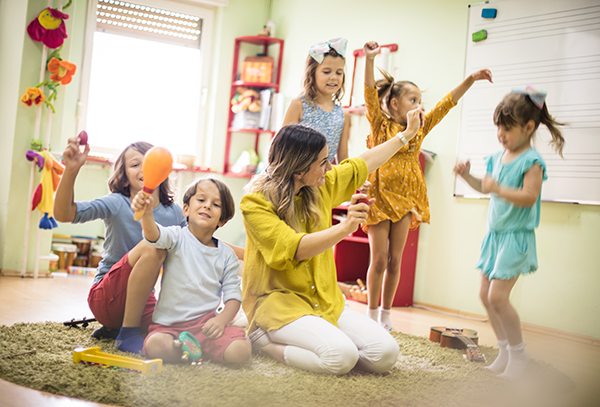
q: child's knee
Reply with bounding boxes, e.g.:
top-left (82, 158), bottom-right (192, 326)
top-left (224, 338), bottom-right (252, 364)
top-left (145, 333), bottom-right (175, 359)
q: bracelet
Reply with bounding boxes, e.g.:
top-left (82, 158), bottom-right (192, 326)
top-left (396, 133), bottom-right (408, 146)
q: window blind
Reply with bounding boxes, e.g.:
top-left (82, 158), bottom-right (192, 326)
top-left (95, 0), bottom-right (202, 48)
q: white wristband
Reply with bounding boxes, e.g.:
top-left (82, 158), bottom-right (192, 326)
top-left (397, 133), bottom-right (408, 146)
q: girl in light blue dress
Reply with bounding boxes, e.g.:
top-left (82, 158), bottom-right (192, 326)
top-left (454, 86), bottom-right (565, 379)
top-left (282, 38), bottom-right (350, 164)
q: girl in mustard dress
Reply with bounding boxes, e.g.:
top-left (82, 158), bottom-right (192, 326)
top-left (362, 41), bottom-right (493, 332)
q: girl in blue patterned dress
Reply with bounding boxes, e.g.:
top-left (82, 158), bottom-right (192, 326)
top-left (454, 86), bottom-right (565, 379)
top-left (282, 38), bottom-right (350, 164)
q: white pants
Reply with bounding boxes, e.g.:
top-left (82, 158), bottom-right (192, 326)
top-left (268, 303), bottom-right (399, 375)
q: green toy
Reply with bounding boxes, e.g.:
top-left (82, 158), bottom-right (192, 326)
top-left (174, 331), bottom-right (202, 365)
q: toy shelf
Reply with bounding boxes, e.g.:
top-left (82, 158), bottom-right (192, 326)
top-left (224, 36), bottom-right (284, 178)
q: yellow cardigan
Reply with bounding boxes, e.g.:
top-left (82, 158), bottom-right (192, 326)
top-left (241, 158), bottom-right (368, 333)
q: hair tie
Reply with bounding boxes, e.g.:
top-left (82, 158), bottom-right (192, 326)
top-left (511, 84), bottom-right (547, 109)
top-left (308, 37), bottom-right (348, 64)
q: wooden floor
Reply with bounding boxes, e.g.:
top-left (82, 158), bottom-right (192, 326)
top-left (0, 273), bottom-right (599, 407)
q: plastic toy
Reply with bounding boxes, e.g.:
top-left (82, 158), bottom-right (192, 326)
top-left (133, 147), bottom-right (173, 221)
top-left (73, 346), bottom-right (162, 375)
top-left (64, 316), bottom-right (96, 329)
top-left (174, 331), bottom-right (202, 365)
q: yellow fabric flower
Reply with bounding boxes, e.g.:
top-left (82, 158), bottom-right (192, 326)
top-left (21, 88), bottom-right (46, 107)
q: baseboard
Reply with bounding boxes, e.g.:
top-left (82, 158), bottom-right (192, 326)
top-left (413, 301), bottom-right (600, 347)
top-left (0, 269), bottom-right (53, 278)
top-left (412, 301), bottom-right (488, 320)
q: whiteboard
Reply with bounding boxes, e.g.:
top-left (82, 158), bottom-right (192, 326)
top-left (455, 0), bottom-right (600, 205)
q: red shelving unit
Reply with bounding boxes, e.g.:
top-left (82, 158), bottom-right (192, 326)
top-left (223, 36), bottom-right (284, 177)
top-left (333, 153), bottom-right (426, 307)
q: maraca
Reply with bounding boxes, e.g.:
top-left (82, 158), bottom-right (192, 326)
top-left (78, 130), bottom-right (88, 145)
top-left (133, 147), bottom-right (173, 221)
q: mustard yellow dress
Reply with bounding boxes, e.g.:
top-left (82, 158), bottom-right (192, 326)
top-left (364, 85), bottom-right (456, 229)
top-left (240, 158), bottom-right (368, 333)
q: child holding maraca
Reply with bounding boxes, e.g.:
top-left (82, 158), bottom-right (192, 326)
top-left (54, 138), bottom-right (243, 354)
top-left (132, 177), bottom-right (251, 365)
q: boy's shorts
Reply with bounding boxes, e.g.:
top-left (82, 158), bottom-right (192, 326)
top-left (144, 312), bottom-right (247, 363)
top-left (87, 252), bottom-right (157, 332)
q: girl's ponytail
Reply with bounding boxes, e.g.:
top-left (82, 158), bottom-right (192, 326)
top-left (375, 68), bottom-right (395, 111)
top-left (540, 105), bottom-right (566, 158)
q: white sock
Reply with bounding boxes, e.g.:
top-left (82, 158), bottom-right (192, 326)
top-left (498, 341), bottom-right (530, 379)
top-left (366, 307), bottom-right (378, 322)
top-left (485, 339), bottom-right (509, 372)
top-left (378, 308), bottom-right (395, 330)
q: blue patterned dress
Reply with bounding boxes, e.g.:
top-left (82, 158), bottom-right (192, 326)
top-left (300, 97), bottom-right (345, 163)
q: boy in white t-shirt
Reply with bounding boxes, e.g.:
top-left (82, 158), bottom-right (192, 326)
top-left (131, 177), bottom-right (251, 364)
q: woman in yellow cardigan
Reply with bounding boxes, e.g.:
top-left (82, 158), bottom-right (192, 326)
top-left (241, 118), bottom-right (422, 375)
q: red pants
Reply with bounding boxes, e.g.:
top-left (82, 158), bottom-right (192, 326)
top-left (145, 312), bottom-right (246, 363)
top-left (87, 253), bottom-right (156, 332)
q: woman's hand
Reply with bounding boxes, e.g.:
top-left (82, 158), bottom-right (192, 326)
top-left (344, 193), bottom-right (374, 234)
top-left (453, 160), bottom-right (471, 178)
top-left (470, 68), bottom-right (493, 83)
top-left (62, 136), bottom-right (90, 171)
top-left (363, 41), bottom-right (380, 60)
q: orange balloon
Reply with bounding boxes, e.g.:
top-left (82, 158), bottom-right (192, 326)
top-left (142, 147), bottom-right (173, 194)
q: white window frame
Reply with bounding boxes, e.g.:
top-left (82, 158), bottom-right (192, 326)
top-left (78, 0), bottom-right (214, 162)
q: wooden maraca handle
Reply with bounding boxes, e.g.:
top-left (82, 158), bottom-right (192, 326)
top-left (133, 190), bottom-right (151, 221)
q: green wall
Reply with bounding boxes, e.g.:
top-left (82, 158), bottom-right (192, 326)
top-left (2, 0), bottom-right (598, 339)
top-left (270, 0), bottom-right (600, 339)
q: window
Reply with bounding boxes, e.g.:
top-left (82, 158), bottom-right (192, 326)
top-left (79, 0), bottom-right (214, 158)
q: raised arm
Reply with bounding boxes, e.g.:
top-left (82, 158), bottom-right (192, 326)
top-left (295, 193), bottom-right (372, 261)
top-left (54, 136), bottom-right (90, 222)
top-left (451, 69), bottom-right (493, 103)
top-left (363, 41), bottom-right (380, 89)
top-left (359, 108), bottom-right (422, 173)
top-left (282, 98), bottom-right (303, 127)
top-left (132, 192), bottom-right (159, 242)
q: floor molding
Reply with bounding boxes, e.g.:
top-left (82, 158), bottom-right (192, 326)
top-left (413, 301), bottom-right (600, 347)
top-left (0, 269), bottom-right (53, 278)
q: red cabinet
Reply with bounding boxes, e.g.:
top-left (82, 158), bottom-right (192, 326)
top-left (333, 153), bottom-right (426, 307)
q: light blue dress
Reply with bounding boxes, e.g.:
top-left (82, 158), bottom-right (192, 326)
top-left (475, 148), bottom-right (547, 280)
top-left (300, 97), bottom-right (345, 163)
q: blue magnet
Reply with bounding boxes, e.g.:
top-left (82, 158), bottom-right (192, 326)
top-left (482, 8), bottom-right (497, 18)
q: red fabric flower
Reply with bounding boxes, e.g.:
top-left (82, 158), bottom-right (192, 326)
top-left (27, 8), bottom-right (69, 49)
top-left (48, 58), bottom-right (77, 85)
